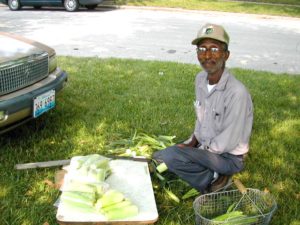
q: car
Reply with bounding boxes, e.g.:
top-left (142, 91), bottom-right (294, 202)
top-left (0, 0), bottom-right (104, 11)
top-left (0, 32), bottom-right (68, 134)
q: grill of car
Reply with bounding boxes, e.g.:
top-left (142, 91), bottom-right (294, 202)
top-left (0, 52), bottom-right (49, 95)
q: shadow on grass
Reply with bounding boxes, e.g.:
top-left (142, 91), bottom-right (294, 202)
top-left (0, 58), bottom-right (299, 224)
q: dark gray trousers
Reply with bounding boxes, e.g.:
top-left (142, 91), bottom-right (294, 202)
top-left (152, 145), bottom-right (244, 193)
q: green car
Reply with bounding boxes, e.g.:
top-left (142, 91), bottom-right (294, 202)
top-left (0, 0), bottom-right (103, 11)
top-left (0, 32), bottom-right (68, 134)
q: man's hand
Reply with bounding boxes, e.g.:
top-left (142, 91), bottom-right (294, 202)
top-left (177, 135), bottom-right (199, 148)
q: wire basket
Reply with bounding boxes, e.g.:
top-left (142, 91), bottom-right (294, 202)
top-left (193, 180), bottom-right (277, 225)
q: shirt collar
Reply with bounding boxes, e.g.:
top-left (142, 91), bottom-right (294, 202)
top-left (214, 68), bottom-right (230, 91)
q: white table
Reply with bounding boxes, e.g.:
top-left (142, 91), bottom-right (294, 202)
top-left (56, 159), bottom-right (159, 225)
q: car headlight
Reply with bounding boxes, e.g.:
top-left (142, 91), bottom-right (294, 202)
top-left (49, 53), bottom-right (57, 73)
top-left (0, 111), bottom-right (7, 122)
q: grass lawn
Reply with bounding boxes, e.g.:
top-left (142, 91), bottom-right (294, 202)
top-left (0, 57), bottom-right (299, 225)
top-left (114, 0), bottom-right (300, 18)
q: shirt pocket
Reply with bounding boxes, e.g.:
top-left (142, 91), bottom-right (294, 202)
top-left (212, 108), bottom-right (223, 132)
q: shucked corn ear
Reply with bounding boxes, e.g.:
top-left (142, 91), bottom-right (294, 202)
top-left (63, 180), bottom-right (96, 193)
top-left (104, 204), bottom-right (139, 220)
top-left (70, 154), bottom-right (111, 182)
top-left (63, 179), bottom-right (108, 197)
top-left (101, 199), bottom-right (132, 212)
top-left (61, 199), bottom-right (96, 213)
top-left (212, 210), bottom-right (244, 222)
top-left (94, 190), bottom-right (139, 220)
top-left (95, 190), bottom-right (124, 210)
top-left (156, 162), bottom-right (168, 173)
top-left (61, 191), bottom-right (96, 207)
top-left (164, 188), bottom-right (180, 203)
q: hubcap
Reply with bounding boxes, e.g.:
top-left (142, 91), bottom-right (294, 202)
top-left (12, 0), bottom-right (17, 7)
top-left (68, 0), bottom-right (74, 8)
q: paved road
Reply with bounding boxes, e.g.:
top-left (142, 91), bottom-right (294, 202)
top-left (1, 5), bottom-right (300, 74)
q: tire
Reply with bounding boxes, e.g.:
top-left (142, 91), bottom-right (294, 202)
top-left (64, 0), bottom-right (79, 12)
top-left (8, 0), bottom-right (21, 10)
top-left (86, 4), bottom-right (97, 10)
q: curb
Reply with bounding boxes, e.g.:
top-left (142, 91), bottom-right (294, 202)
top-left (102, 5), bottom-right (300, 20)
top-left (220, 0), bottom-right (300, 8)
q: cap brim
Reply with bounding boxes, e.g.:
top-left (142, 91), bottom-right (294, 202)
top-left (191, 37), bottom-right (202, 45)
top-left (191, 36), bottom-right (228, 46)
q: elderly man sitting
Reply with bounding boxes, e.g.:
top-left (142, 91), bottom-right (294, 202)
top-left (153, 23), bottom-right (253, 194)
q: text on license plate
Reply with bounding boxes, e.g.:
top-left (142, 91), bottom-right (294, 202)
top-left (33, 90), bottom-right (55, 118)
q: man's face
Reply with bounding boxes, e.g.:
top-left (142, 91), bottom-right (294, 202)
top-left (196, 38), bottom-right (230, 75)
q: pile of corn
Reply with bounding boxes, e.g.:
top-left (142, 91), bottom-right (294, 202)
top-left (107, 132), bottom-right (176, 158)
top-left (210, 202), bottom-right (259, 224)
top-left (60, 154), bottom-right (139, 220)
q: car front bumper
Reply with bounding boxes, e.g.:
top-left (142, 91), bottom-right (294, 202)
top-left (79, 0), bottom-right (103, 5)
top-left (0, 67), bottom-right (68, 134)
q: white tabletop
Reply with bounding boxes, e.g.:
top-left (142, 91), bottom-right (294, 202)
top-left (56, 159), bottom-right (158, 224)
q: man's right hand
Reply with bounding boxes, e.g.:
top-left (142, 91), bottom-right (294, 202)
top-left (177, 135), bottom-right (199, 148)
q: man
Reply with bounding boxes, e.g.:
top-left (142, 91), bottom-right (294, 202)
top-left (153, 23), bottom-right (253, 194)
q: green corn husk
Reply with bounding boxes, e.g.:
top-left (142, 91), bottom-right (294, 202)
top-left (182, 188), bottom-right (199, 200)
top-left (108, 132), bottom-right (176, 158)
top-left (212, 210), bottom-right (244, 222)
top-left (104, 204), bottom-right (139, 220)
top-left (95, 190), bottom-right (124, 210)
top-left (213, 215), bottom-right (258, 225)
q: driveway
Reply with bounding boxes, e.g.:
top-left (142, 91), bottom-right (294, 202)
top-left (1, 5), bottom-right (300, 74)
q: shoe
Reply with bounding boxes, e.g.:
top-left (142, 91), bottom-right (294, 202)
top-left (208, 175), bottom-right (232, 193)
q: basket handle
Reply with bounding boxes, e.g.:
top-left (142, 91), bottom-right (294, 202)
top-left (233, 179), bottom-right (247, 194)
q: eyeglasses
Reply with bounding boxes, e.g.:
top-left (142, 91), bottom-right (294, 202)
top-left (196, 47), bottom-right (223, 56)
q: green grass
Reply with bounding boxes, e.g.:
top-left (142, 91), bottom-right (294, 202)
top-left (114, 0), bottom-right (300, 18)
top-left (0, 57), bottom-right (299, 225)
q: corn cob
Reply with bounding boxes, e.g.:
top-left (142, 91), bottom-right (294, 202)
top-left (101, 199), bottom-right (132, 212)
top-left (156, 162), bottom-right (168, 173)
top-left (226, 202), bottom-right (237, 213)
top-left (62, 198), bottom-right (96, 213)
top-left (95, 190), bottom-right (124, 210)
top-left (63, 180), bottom-right (96, 193)
top-left (212, 210), bottom-right (244, 222)
top-left (82, 154), bottom-right (103, 166)
top-left (104, 204), bottom-right (139, 220)
top-left (164, 188), bottom-right (180, 203)
top-left (89, 158), bottom-right (110, 170)
top-left (61, 191), bottom-right (96, 206)
top-left (88, 168), bottom-right (107, 182)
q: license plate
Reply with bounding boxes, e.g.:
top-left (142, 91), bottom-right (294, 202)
top-left (33, 90), bottom-right (55, 118)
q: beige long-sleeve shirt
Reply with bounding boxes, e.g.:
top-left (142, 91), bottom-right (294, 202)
top-left (194, 68), bottom-right (253, 155)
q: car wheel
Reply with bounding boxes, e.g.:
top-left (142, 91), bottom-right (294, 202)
top-left (8, 0), bottom-right (21, 10)
top-left (64, 0), bottom-right (79, 12)
top-left (86, 4), bottom-right (97, 10)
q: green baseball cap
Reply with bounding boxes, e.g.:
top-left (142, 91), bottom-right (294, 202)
top-left (191, 23), bottom-right (230, 46)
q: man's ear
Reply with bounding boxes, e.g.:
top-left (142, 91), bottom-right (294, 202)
top-left (224, 50), bottom-right (230, 61)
